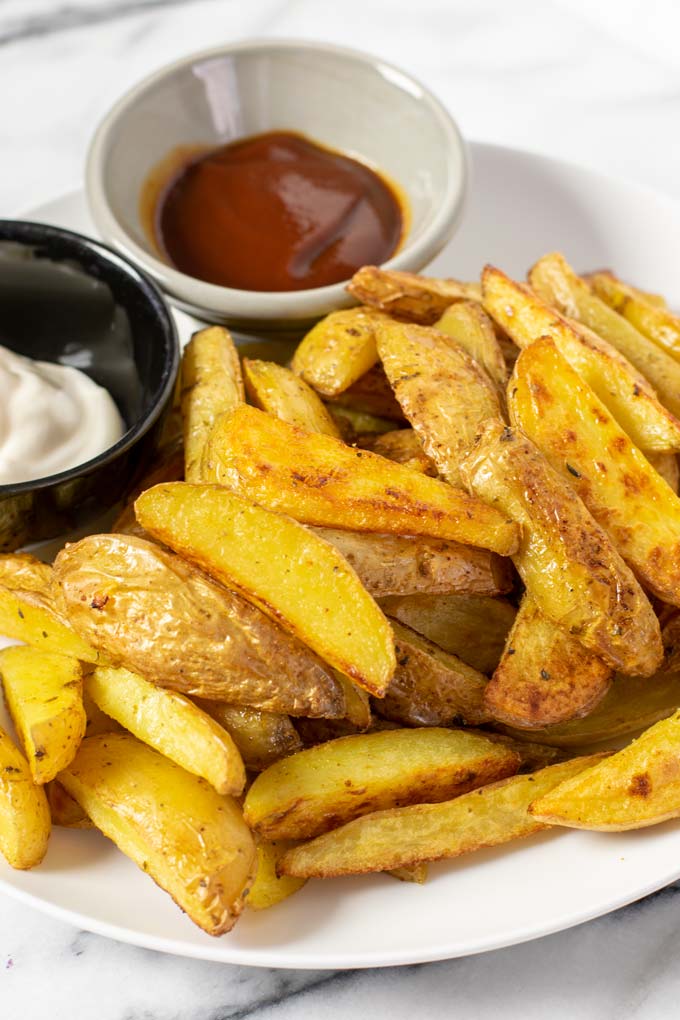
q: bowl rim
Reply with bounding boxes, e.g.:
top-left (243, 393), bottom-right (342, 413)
top-left (86, 37), bottom-right (469, 320)
top-left (0, 219), bottom-right (179, 497)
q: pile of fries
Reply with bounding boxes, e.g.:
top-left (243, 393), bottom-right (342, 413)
top-left (3, 254), bottom-right (680, 936)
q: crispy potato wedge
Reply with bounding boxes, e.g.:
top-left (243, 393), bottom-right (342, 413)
top-left (279, 754), bottom-right (604, 877)
top-left (243, 358), bottom-right (342, 437)
top-left (376, 319), bottom-right (502, 487)
top-left (0, 724), bottom-right (51, 868)
top-left (472, 730), bottom-right (564, 772)
top-left (482, 265), bottom-right (680, 453)
top-left (0, 554), bottom-right (100, 663)
top-left (0, 647), bottom-right (86, 784)
top-left (379, 593), bottom-right (516, 675)
top-left (529, 253), bottom-right (680, 418)
top-left (646, 452), bottom-right (679, 492)
top-left (589, 270), bottom-right (680, 360)
top-left (312, 526), bottom-right (512, 599)
top-left (328, 405), bottom-right (396, 439)
top-left (291, 308), bottom-right (383, 397)
top-left (87, 666), bottom-right (246, 796)
top-left (59, 734), bottom-right (256, 935)
top-left (530, 712), bottom-right (680, 830)
top-left (244, 727), bottom-right (519, 840)
top-left (486, 593), bottom-right (612, 729)
top-left (366, 429), bottom-right (437, 475)
top-left (500, 670), bottom-right (680, 748)
top-left (348, 266), bottom-right (479, 324)
top-left (202, 405), bottom-right (520, 554)
top-left (55, 534), bottom-right (344, 717)
top-left (247, 839), bottom-right (306, 910)
top-left (136, 483), bottom-right (396, 697)
top-left (388, 862), bottom-right (428, 883)
top-left (461, 420), bottom-right (662, 676)
top-left (180, 326), bottom-right (244, 482)
top-left (509, 337), bottom-right (680, 605)
top-left (377, 619), bottom-right (490, 727)
top-left (325, 363), bottom-right (405, 420)
top-left (434, 301), bottom-right (509, 393)
top-left (46, 780), bottom-right (92, 829)
top-left (196, 702), bottom-right (302, 773)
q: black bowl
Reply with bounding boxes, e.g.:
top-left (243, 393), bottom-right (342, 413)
top-left (0, 220), bottom-right (179, 551)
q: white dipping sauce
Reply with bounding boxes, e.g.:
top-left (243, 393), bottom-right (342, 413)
top-left (0, 344), bottom-right (125, 484)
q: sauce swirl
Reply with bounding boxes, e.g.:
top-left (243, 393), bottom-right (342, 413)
top-left (155, 131), bottom-right (404, 292)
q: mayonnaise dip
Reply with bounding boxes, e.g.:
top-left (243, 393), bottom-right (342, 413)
top-left (0, 344), bottom-right (125, 485)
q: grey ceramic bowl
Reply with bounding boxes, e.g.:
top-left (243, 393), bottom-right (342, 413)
top-left (86, 39), bottom-right (468, 333)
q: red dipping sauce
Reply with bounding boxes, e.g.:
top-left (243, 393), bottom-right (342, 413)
top-left (155, 131), bottom-right (404, 292)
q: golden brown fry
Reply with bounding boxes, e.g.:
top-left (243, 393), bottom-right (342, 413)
top-left (366, 429), bottom-right (437, 476)
top-left (196, 702), bottom-right (302, 773)
top-left (482, 265), bottom-right (680, 453)
top-left (247, 839), bottom-right (306, 910)
top-left (135, 483), bottom-right (396, 698)
top-left (380, 593), bottom-right (516, 675)
top-left (529, 712), bottom-right (680, 830)
top-left (348, 266), bottom-right (478, 324)
top-left (0, 647), bottom-right (86, 784)
top-left (0, 724), bottom-right (51, 869)
top-left (291, 307), bottom-right (383, 397)
top-left (326, 364), bottom-right (405, 420)
top-left (202, 405), bottom-right (520, 555)
top-left (55, 533), bottom-right (344, 717)
top-left (376, 619), bottom-right (490, 726)
top-left (243, 358), bottom-right (342, 437)
top-left (486, 594), bottom-right (612, 729)
top-left (180, 326), bottom-right (244, 482)
top-left (59, 734), bottom-right (256, 935)
top-left (461, 420), bottom-right (662, 676)
top-left (312, 526), bottom-right (512, 599)
top-left (376, 319), bottom-right (501, 487)
top-left (529, 253), bottom-right (680, 418)
top-left (244, 727), bottom-right (519, 840)
top-left (434, 300), bottom-right (509, 393)
top-left (509, 337), bottom-right (680, 605)
top-left (279, 754), bottom-right (604, 878)
top-left (589, 270), bottom-right (680, 360)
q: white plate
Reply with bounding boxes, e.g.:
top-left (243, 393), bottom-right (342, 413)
top-left (4, 141), bottom-right (680, 969)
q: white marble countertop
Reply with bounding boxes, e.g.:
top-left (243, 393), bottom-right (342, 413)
top-left (4, 0), bottom-right (680, 1016)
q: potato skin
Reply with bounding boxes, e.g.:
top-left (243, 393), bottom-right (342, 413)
top-left (0, 725), bottom-right (51, 868)
top-left (291, 307), bottom-right (382, 397)
top-left (54, 533), bottom-right (344, 718)
top-left (365, 429), bottom-right (437, 476)
top-left (347, 266), bottom-right (478, 324)
top-left (461, 420), bottom-right (662, 677)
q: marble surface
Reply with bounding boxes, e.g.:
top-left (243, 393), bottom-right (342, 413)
top-left (3, 0), bottom-right (680, 1015)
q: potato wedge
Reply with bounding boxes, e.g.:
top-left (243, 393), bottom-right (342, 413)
top-left (486, 593), bottom-right (612, 729)
top-left (59, 734), bottom-right (256, 935)
top-left (279, 754), bottom-right (604, 877)
top-left (243, 358), bottom-right (342, 437)
top-left (247, 839), bottom-right (306, 910)
top-left (500, 670), bottom-right (680, 748)
top-left (482, 265), bottom-right (680, 453)
top-left (509, 337), bottom-right (680, 605)
top-left (55, 534), bottom-right (344, 717)
top-left (326, 363), bottom-right (405, 420)
top-left (46, 780), bottom-right (92, 829)
top-left (86, 666), bottom-right (246, 796)
top-left (135, 483), bottom-right (396, 697)
top-left (530, 712), bottom-right (680, 830)
top-left (244, 727), bottom-right (519, 840)
top-left (180, 325), bottom-right (244, 482)
top-left (590, 270), bottom-right (680, 360)
top-left (377, 619), bottom-right (490, 726)
top-left (291, 307), bottom-right (382, 397)
top-left (0, 554), bottom-right (100, 663)
top-left (312, 526), bottom-right (512, 599)
top-left (202, 405), bottom-right (520, 554)
top-left (0, 724), bottom-right (51, 869)
top-left (434, 301), bottom-right (509, 393)
top-left (348, 266), bottom-right (479, 324)
top-left (379, 593), bottom-right (516, 675)
top-left (461, 420), bottom-right (662, 676)
top-left (365, 429), bottom-right (437, 475)
top-left (473, 731), bottom-right (564, 772)
top-left (376, 319), bottom-right (502, 487)
top-left (335, 673), bottom-right (372, 730)
top-left (196, 702), bottom-right (302, 772)
top-left (1, 647), bottom-right (86, 784)
top-left (528, 252), bottom-right (680, 418)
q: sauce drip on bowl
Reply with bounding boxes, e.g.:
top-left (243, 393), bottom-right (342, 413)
top-left (155, 131), bottom-right (404, 292)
